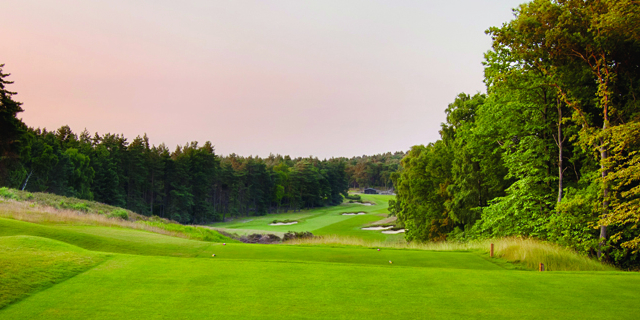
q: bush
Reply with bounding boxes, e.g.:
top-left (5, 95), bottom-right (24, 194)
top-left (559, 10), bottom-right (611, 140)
top-left (345, 194), bottom-right (361, 201)
top-left (0, 187), bottom-right (17, 200)
top-left (108, 209), bottom-right (129, 220)
top-left (283, 231), bottom-right (314, 241)
top-left (69, 203), bottom-right (89, 212)
top-left (271, 219), bottom-right (296, 224)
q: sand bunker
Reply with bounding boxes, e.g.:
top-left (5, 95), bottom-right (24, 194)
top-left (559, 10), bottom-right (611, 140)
top-left (342, 212), bottom-right (366, 215)
top-left (361, 226), bottom-right (393, 231)
top-left (269, 221), bottom-right (299, 226)
top-left (382, 229), bottom-right (405, 234)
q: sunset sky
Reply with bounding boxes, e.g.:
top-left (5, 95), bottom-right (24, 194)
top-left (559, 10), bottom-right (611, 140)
top-left (1, 0), bottom-right (525, 159)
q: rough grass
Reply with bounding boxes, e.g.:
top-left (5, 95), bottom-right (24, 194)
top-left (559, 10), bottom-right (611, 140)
top-left (0, 187), bottom-right (130, 217)
top-left (0, 235), bottom-right (108, 309)
top-left (0, 200), bottom-right (233, 243)
top-left (286, 235), bottom-right (614, 271)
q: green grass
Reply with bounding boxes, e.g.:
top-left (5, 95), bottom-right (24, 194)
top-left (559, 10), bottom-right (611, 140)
top-left (0, 218), bottom-right (229, 257)
top-left (1, 193), bottom-right (636, 319)
top-left (211, 194), bottom-right (396, 237)
top-left (0, 194), bottom-right (234, 243)
top-left (1, 250), bottom-right (639, 319)
top-left (0, 235), bottom-right (108, 309)
top-left (0, 218), bottom-right (495, 269)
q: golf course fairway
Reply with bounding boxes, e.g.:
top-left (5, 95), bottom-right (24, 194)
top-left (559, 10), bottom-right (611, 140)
top-left (1, 194), bottom-right (639, 319)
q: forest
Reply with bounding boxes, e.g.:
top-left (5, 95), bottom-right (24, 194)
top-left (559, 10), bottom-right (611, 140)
top-left (344, 152), bottom-right (405, 190)
top-left (390, 0), bottom-right (640, 268)
top-left (0, 126), bottom-right (353, 224)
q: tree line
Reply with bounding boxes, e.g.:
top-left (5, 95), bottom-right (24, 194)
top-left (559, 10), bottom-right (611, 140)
top-left (0, 73), bottom-right (350, 223)
top-left (391, 0), bottom-right (640, 268)
top-left (344, 152), bottom-right (405, 190)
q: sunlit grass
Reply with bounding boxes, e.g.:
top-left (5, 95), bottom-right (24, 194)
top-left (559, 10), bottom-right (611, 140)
top-left (0, 235), bottom-right (107, 309)
top-left (0, 200), bottom-right (232, 243)
top-left (286, 235), bottom-right (615, 271)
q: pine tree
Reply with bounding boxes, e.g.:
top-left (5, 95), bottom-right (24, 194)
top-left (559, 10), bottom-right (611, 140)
top-left (0, 64), bottom-right (26, 186)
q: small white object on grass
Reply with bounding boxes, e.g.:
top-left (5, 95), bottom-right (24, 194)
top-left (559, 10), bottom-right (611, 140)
top-left (377, 249), bottom-right (380, 251)
top-left (223, 243), bottom-right (226, 245)
top-left (212, 254), bottom-right (216, 257)
top-left (389, 261), bottom-right (392, 264)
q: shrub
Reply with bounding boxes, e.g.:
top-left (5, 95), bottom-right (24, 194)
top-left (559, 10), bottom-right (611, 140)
top-left (345, 194), bottom-right (361, 201)
top-left (108, 209), bottom-right (129, 220)
top-left (0, 187), bottom-right (17, 200)
top-left (271, 219), bottom-right (296, 224)
top-left (283, 231), bottom-right (314, 241)
top-left (69, 203), bottom-right (89, 212)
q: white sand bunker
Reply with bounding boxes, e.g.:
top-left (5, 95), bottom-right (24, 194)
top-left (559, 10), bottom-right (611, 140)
top-left (382, 229), bottom-right (405, 234)
top-left (361, 226), bottom-right (393, 231)
top-left (342, 212), bottom-right (366, 215)
top-left (269, 221), bottom-right (298, 226)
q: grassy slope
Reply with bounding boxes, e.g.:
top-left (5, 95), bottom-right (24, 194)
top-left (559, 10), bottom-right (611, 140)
top-left (0, 218), bottom-right (498, 269)
top-left (0, 218), bottom-right (216, 258)
top-left (0, 188), bottom-right (234, 242)
top-left (0, 236), bottom-right (108, 309)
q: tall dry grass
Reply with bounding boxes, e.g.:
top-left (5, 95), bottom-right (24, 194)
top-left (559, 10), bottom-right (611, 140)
top-left (286, 235), bottom-right (615, 271)
top-left (0, 200), bottom-right (217, 241)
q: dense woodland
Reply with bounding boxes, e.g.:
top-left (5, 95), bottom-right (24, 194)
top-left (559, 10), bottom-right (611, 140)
top-left (391, 0), bottom-right (640, 268)
top-left (344, 152), bottom-right (405, 190)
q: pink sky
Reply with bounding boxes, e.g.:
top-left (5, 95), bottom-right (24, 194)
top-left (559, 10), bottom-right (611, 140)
top-left (1, 0), bottom-right (524, 158)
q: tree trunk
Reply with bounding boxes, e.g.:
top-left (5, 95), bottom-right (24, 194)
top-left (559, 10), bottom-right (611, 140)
top-left (21, 170), bottom-right (33, 191)
top-left (150, 172), bottom-right (154, 216)
top-left (557, 100), bottom-right (563, 203)
top-left (598, 110), bottom-right (610, 259)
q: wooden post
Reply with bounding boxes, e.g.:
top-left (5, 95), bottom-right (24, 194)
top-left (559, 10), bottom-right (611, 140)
top-left (490, 243), bottom-right (494, 258)
top-left (539, 263), bottom-right (545, 272)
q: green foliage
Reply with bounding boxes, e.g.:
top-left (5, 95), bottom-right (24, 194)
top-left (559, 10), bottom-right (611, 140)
top-left (0, 64), bottom-right (26, 187)
top-left (392, 0), bottom-right (640, 268)
top-left (344, 194), bottom-right (361, 201)
top-left (0, 187), bottom-right (16, 200)
top-left (343, 152), bottom-right (405, 190)
top-left (271, 219), bottom-right (296, 224)
top-left (108, 209), bottom-right (129, 220)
